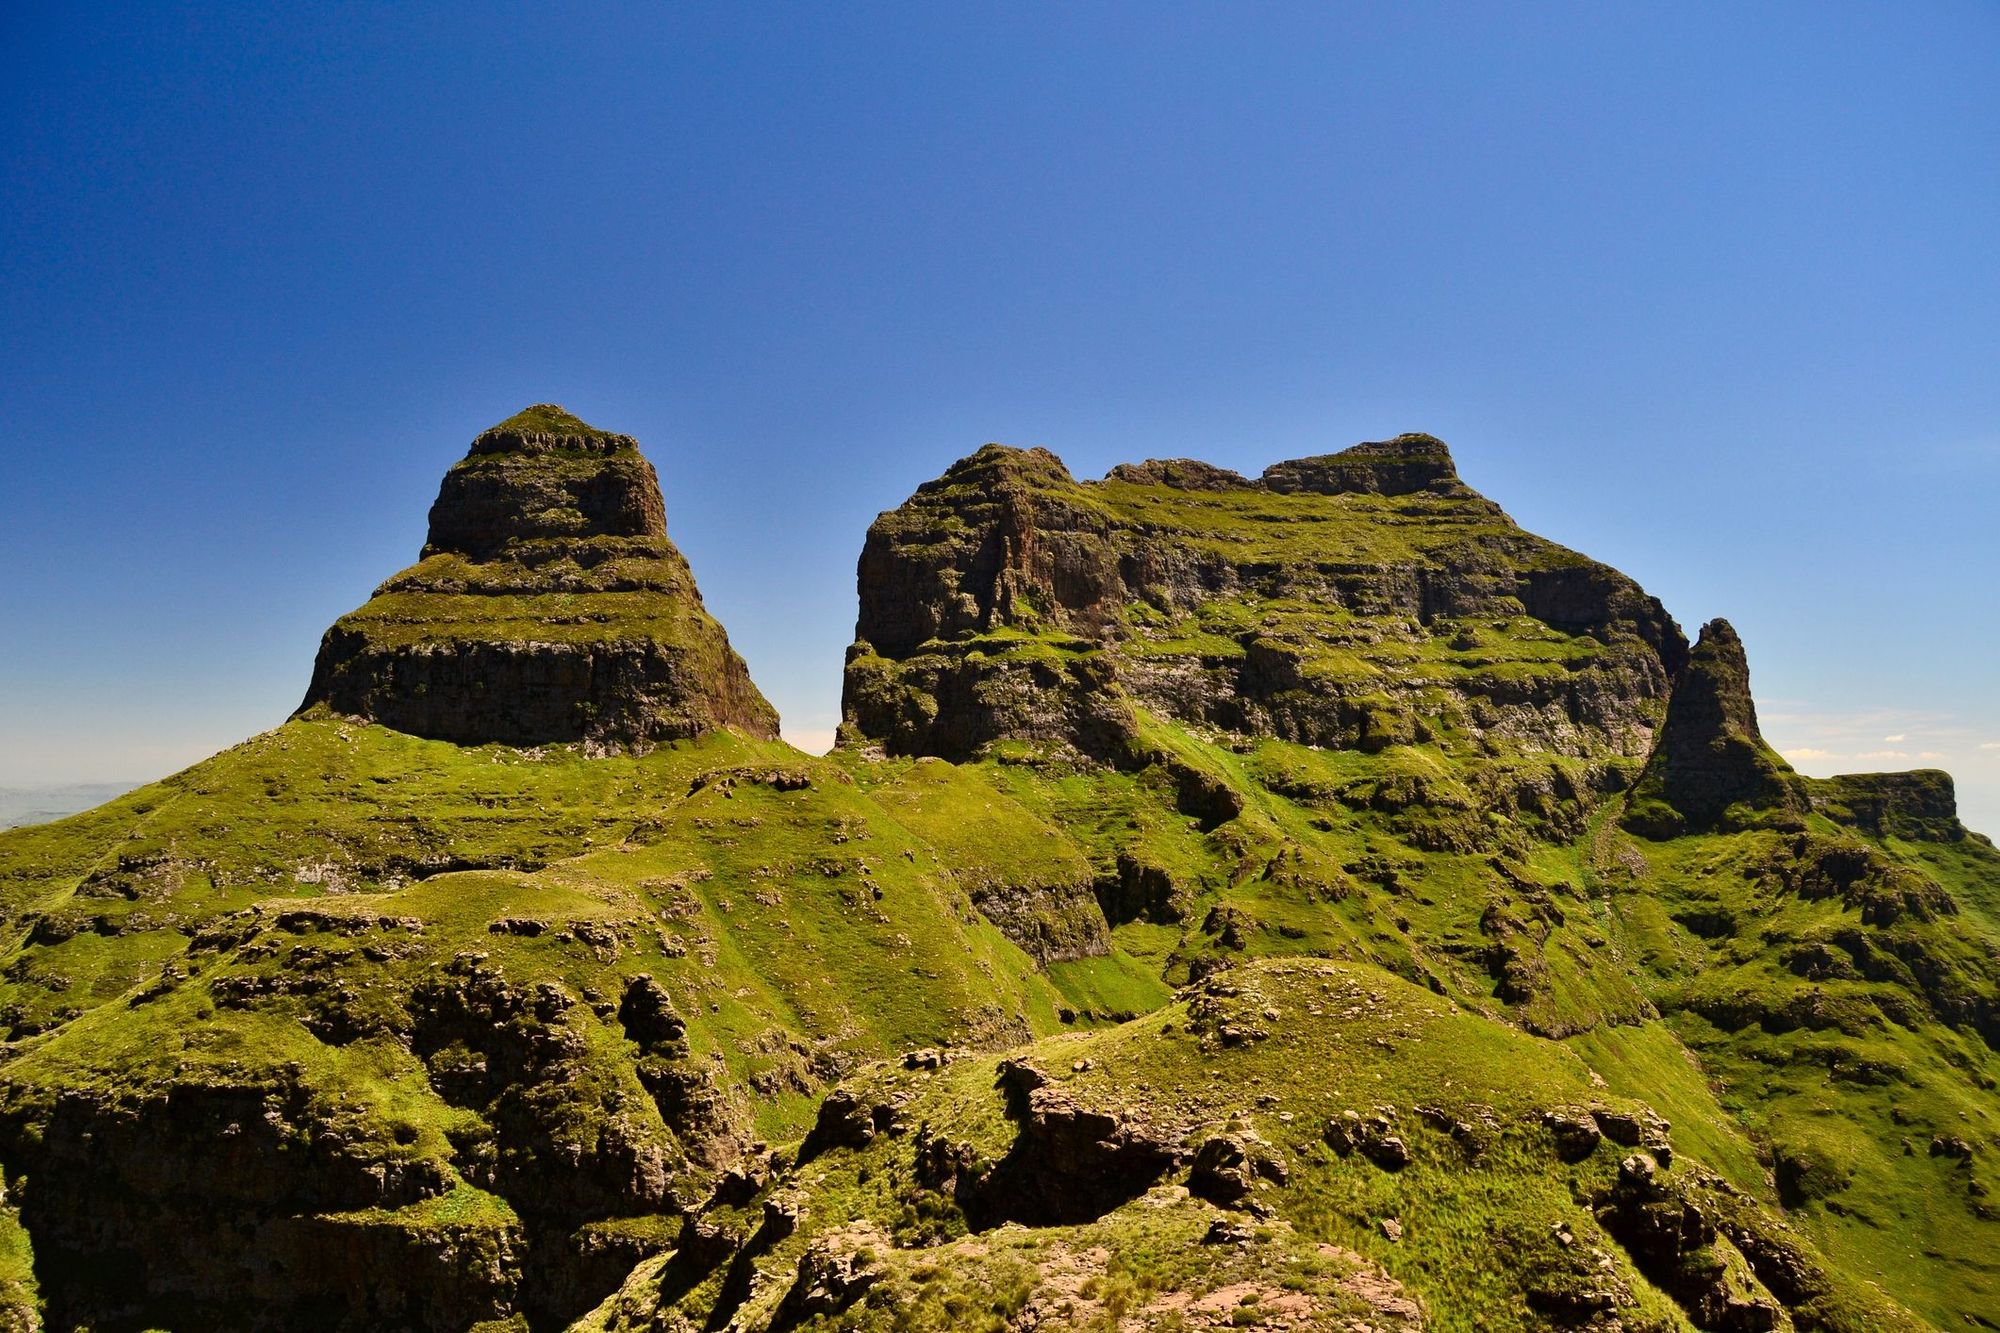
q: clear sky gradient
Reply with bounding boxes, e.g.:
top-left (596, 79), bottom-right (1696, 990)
top-left (3, 4), bottom-right (1997, 831)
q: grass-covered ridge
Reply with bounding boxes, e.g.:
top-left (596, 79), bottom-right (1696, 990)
top-left (0, 719), bottom-right (1129, 1327)
top-left (0, 431), bottom-right (1995, 1330)
top-left (587, 957), bottom-right (1927, 1333)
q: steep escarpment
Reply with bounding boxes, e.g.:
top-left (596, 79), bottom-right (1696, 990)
top-left (2, 422), bottom-right (1996, 1333)
top-left (1810, 768), bottom-right (1971, 843)
top-left (1624, 619), bottom-right (1807, 836)
top-left (841, 438), bottom-right (1688, 767)
top-left (300, 406), bottom-right (778, 749)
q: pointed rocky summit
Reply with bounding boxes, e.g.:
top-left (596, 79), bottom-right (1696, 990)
top-left (1624, 617), bottom-right (1807, 835)
top-left (297, 405), bottom-right (778, 748)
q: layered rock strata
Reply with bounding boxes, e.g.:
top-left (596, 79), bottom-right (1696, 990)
top-left (298, 406), bottom-right (778, 748)
top-left (842, 438), bottom-right (1689, 765)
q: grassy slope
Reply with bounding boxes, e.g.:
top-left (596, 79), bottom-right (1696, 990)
top-left (587, 958), bottom-right (1924, 1333)
top-left (830, 699), bottom-right (1995, 1327)
top-left (0, 720), bottom-right (1109, 1327)
top-left (1, 717), bottom-right (1989, 1329)
top-left (837, 452), bottom-right (1998, 1328)
top-left (1, 455), bottom-right (1993, 1330)
top-left (1595, 820), bottom-right (2000, 1327)
top-left (0, 714), bottom-right (1100, 1058)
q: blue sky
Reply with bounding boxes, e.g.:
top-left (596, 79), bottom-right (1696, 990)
top-left (3, 3), bottom-right (1997, 831)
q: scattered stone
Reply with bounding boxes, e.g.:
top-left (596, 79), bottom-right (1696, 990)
top-left (1544, 1107), bottom-right (1603, 1162)
top-left (1202, 1218), bottom-right (1256, 1246)
top-left (1931, 1135), bottom-right (1976, 1161)
top-left (1365, 1135), bottom-right (1411, 1171)
top-left (1326, 1110), bottom-right (1409, 1170)
top-left (775, 1234), bottom-right (882, 1325)
top-left (1618, 1152), bottom-right (1660, 1189)
top-left (1189, 1134), bottom-right (1257, 1206)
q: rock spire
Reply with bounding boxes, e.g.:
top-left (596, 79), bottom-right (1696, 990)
top-left (1624, 618), bottom-right (1806, 835)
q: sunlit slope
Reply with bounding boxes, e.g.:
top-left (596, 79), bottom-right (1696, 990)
top-left (588, 957), bottom-right (1928, 1333)
top-left (0, 719), bottom-right (1120, 1329)
top-left (822, 437), bottom-right (2000, 1330)
top-left (0, 430), bottom-right (1992, 1332)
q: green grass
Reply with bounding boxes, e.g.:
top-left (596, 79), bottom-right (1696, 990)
top-left (0, 718), bottom-right (1120, 1327)
top-left (0, 1199), bottom-right (37, 1331)
top-left (604, 957), bottom-right (1925, 1332)
top-left (8, 691), bottom-right (1982, 1328)
top-left (3, 439), bottom-right (1995, 1329)
top-left (1588, 820), bottom-right (2000, 1327)
top-left (1041, 952), bottom-right (1173, 1021)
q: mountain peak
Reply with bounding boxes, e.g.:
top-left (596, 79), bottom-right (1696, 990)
top-left (470, 403), bottom-right (635, 456)
top-left (297, 414), bottom-right (777, 748)
top-left (916, 443), bottom-right (1078, 497)
top-left (846, 436), bottom-right (1682, 764)
top-left (1261, 433), bottom-right (1468, 497)
top-left (427, 411), bottom-right (665, 561)
top-left (1625, 617), bottom-right (1807, 835)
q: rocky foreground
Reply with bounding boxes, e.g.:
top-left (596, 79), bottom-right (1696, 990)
top-left (0, 409), bottom-right (1993, 1332)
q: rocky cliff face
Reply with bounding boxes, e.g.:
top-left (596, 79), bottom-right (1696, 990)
top-left (842, 438), bottom-right (1688, 766)
top-left (299, 406), bottom-right (778, 749)
top-left (1623, 619), bottom-right (1808, 836)
top-left (1259, 431), bottom-right (1475, 497)
top-left (1811, 767), bottom-right (1969, 842)
top-left (2, 424), bottom-right (1995, 1333)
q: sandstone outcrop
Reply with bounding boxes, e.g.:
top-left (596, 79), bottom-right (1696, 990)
top-left (298, 406), bottom-right (778, 749)
top-left (1624, 619), bottom-right (1807, 836)
top-left (1812, 767), bottom-right (1968, 842)
top-left (842, 438), bottom-right (1688, 765)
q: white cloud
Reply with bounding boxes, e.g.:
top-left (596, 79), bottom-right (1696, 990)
top-left (1782, 748), bottom-right (1837, 761)
top-left (1921, 751), bottom-right (1948, 760)
top-left (1883, 733), bottom-right (1906, 743)
top-left (1982, 742), bottom-right (2000, 752)
top-left (1853, 750), bottom-right (1912, 762)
